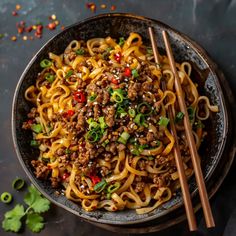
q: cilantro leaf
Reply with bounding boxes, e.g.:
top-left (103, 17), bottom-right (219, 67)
top-left (26, 213), bottom-right (44, 233)
top-left (2, 204), bottom-right (25, 232)
top-left (24, 185), bottom-right (50, 213)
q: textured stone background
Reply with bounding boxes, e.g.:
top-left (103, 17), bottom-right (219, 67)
top-left (0, 0), bottom-right (236, 235)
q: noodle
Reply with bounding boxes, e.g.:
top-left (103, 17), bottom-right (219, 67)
top-left (23, 32), bottom-right (218, 214)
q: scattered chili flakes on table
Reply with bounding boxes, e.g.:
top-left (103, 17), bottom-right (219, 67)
top-left (15, 4), bottom-right (21, 10)
top-left (86, 2), bottom-right (96, 12)
top-left (12, 11), bottom-right (18, 16)
top-left (11, 36), bottom-right (17, 41)
top-left (100, 4), bottom-right (106, 9)
top-left (110, 5), bottom-right (116, 11)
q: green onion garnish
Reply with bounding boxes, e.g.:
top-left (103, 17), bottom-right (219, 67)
top-left (98, 116), bottom-right (107, 130)
top-left (187, 106), bottom-right (195, 124)
top-left (134, 114), bottom-right (147, 127)
top-left (128, 108), bottom-right (136, 118)
top-left (111, 89), bottom-right (125, 103)
top-left (102, 139), bottom-right (109, 147)
top-left (137, 102), bottom-right (153, 116)
top-left (75, 48), bottom-right (85, 55)
top-left (118, 37), bottom-right (125, 46)
top-left (65, 70), bottom-right (73, 79)
top-left (0, 192), bottom-right (12, 204)
top-left (40, 59), bottom-right (52, 68)
top-left (118, 131), bottom-right (130, 144)
top-left (195, 120), bottom-right (205, 128)
top-left (30, 140), bottom-right (39, 147)
top-left (158, 117), bottom-right (170, 127)
top-left (175, 111), bottom-right (184, 123)
top-left (89, 94), bottom-right (97, 101)
top-left (12, 178), bottom-right (25, 190)
top-left (94, 179), bottom-right (107, 193)
top-left (31, 124), bottom-right (43, 133)
top-left (131, 69), bottom-right (139, 78)
top-left (85, 130), bottom-right (100, 143)
top-left (65, 149), bottom-right (71, 154)
top-left (45, 73), bottom-right (55, 83)
top-left (146, 47), bottom-right (153, 55)
top-left (107, 182), bottom-right (120, 194)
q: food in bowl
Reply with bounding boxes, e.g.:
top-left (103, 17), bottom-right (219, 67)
top-left (22, 32), bottom-right (218, 214)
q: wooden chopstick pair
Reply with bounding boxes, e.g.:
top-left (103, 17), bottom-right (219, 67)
top-left (148, 27), bottom-right (215, 231)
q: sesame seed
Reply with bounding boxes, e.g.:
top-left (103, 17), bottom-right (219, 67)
top-left (51, 14), bottom-right (57, 20)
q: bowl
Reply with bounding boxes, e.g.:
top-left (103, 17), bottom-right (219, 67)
top-left (12, 13), bottom-right (235, 229)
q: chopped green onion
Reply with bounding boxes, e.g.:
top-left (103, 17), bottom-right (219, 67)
top-left (106, 47), bottom-right (113, 52)
top-left (138, 144), bottom-right (149, 152)
top-left (98, 116), bottom-right (107, 130)
top-left (75, 48), bottom-right (85, 55)
top-left (12, 178), bottom-right (25, 190)
top-left (134, 114), bottom-right (147, 127)
top-left (130, 148), bottom-right (140, 156)
top-left (65, 149), bottom-right (71, 154)
top-left (94, 179), bottom-right (107, 193)
top-left (118, 131), bottom-right (130, 144)
top-left (118, 37), bottom-right (125, 46)
top-left (30, 140), bottom-right (39, 147)
top-left (89, 94), bottom-right (97, 101)
top-left (158, 117), bottom-right (170, 127)
top-left (1, 192), bottom-right (12, 203)
top-left (175, 112), bottom-right (185, 123)
top-left (85, 130), bottom-right (100, 143)
top-left (131, 69), bottom-right (139, 78)
top-left (31, 124), bottom-right (43, 133)
top-left (155, 140), bottom-right (161, 147)
top-left (195, 120), bottom-right (205, 128)
top-left (45, 73), bottom-right (55, 83)
top-left (148, 156), bottom-right (154, 160)
top-left (65, 70), bottom-right (73, 79)
top-left (40, 59), bottom-right (52, 68)
top-left (146, 47), bottom-right (153, 55)
top-left (108, 87), bottom-right (113, 95)
top-left (128, 108), bottom-right (136, 118)
top-left (41, 157), bottom-right (50, 164)
top-left (107, 182), bottom-right (121, 193)
top-left (102, 139), bottom-right (109, 147)
top-left (187, 106), bottom-right (195, 124)
top-left (112, 91), bottom-right (124, 103)
top-left (137, 102), bottom-right (153, 116)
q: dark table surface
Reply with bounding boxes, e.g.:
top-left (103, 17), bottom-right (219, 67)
top-left (1, 0), bottom-right (236, 235)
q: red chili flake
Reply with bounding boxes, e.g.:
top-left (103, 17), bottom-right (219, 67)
top-left (114, 53), bottom-right (121, 63)
top-left (35, 31), bottom-right (42, 38)
top-left (27, 119), bottom-right (34, 124)
top-left (61, 25), bottom-right (65, 30)
top-left (19, 21), bottom-right (25, 26)
top-left (124, 67), bottom-right (131, 77)
top-left (112, 84), bottom-right (120, 89)
top-left (111, 5), bottom-right (116, 11)
top-left (11, 36), bottom-right (17, 41)
top-left (47, 22), bottom-right (56, 30)
top-left (62, 172), bottom-right (70, 181)
top-left (12, 11), bottom-right (18, 16)
top-left (90, 175), bottom-right (101, 185)
top-left (111, 77), bottom-right (119, 85)
top-left (86, 2), bottom-right (96, 12)
top-left (67, 109), bottom-right (75, 116)
top-left (25, 26), bottom-right (33, 33)
top-left (17, 27), bottom-right (24, 34)
top-left (36, 25), bottom-right (43, 32)
top-left (73, 91), bottom-right (86, 103)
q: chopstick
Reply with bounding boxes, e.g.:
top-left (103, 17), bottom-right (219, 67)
top-left (162, 30), bottom-right (215, 228)
top-left (148, 27), bottom-right (197, 231)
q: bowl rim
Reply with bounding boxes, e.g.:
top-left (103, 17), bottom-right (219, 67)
top-left (12, 12), bottom-right (231, 226)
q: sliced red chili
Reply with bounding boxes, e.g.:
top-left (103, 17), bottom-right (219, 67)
top-left (73, 91), bottom-right (86, 103)
top-left (62, 172), bottom-right (70, 180)
top-left (124, 67), bottom-right (131, 77)
top-left (67, 109), bottom-right (75, 116)
top-left (111, 77), bottom-right (119, 85)
top-left (47, 22), bottom-right (56, 30)
top-left (114, 53), bottom-right (121, 63)
top-left (90, 175), bottom-right (101, 185)
top-left (27, 119), bottom-right (33, 124)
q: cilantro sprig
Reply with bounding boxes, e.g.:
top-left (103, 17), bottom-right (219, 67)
top-left (2, 185), bottom-right (50, 233)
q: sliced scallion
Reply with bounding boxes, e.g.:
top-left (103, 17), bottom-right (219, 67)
top-left (137, 102), bottom-right (152, 116)
top-left (158, 117), bottom-right (170, 127)
top-left (12, 178), bottom-right (25, 190)
top-left (131, 69), bottom-right (139, 78)
top-left (75, 48), bottom-right (85, 55)
top-left (1, 192), bottom-right (12, 203)
top-left (40, 59), bottom-right (52, 68)
top-left (175, 111), bottom-right (185, 123)
top-left (118, 131), bottom-right (130, 144)
top-left (94, 179), bottom-right (107, 193)
top-left (31, 124), bottom-right (43, 133)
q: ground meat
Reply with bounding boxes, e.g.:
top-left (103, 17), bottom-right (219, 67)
top-left (138, 160), bottom-right (146, 170)
top-left (31, 160), bottom-right (50, 180)
top-left (104, 105), bottom-right (115, 127)
top-left (106, 142), bottom-right (117, 155)
top-left (76, 107), bottom-right (87, 130)
top-left (27, 107), bottom-right (38, 119)
top-left (142, 81), bottom-right (153, 91)
top-left (117, 143), bottom-right (126, 152)
top-left (134, 182), bottom-right (145, 193)
top-left (70, 151), bottom-right (78, 161)
top-left (22, 121), bottom-right (32, 130)
top-left (138, 137), bottom-right (147, 145)
top-left (147, 132), bottom-right (155, 142)
top-left (50, 177), bottom-right (60, 188)
top-left (56, 148), bottom-right (65, 156)
top-left (128, 82), bottom-right (141, 101)
top-left (153, 175), bottom-right (166, 187)
top-left (100, 166), bottom-right (110, 177)
top-left (102, 90), bottom-right (110, 105)
top-left (94, 104), bottom-right (101, 119)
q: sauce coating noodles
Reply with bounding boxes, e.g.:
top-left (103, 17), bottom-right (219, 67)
top-left (23, 33), bottom-right (218, 214)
